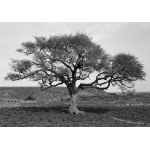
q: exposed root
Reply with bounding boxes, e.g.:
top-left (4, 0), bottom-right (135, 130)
top-left (76, 110), bottom-right (84, 114)
top-left (68, 105), bottom-right (84, 114)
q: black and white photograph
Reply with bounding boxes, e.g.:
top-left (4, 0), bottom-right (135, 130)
top-left (0, 22), bottom-right (149, 127)
top-left (0, 0), bottom-right (150, 150)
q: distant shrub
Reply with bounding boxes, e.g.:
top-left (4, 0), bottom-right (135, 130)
top-left (126, 89), bottom-right (135, 96)
top-left (24, 92), bottom-right (36, 101)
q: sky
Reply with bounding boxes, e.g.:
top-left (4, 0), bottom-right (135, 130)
top-left (0, 22), bottom-right (149, 92)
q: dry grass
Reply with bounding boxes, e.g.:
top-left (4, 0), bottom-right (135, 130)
top-left (0, 87), bottom-right (150, 127)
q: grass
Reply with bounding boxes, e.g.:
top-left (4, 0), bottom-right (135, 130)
top-left (0, 87), bottom-right (150, 127)
top-left (0, 104), bottom-right (150, 127)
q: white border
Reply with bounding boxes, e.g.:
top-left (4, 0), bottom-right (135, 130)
top-left (0, 0), bottom-right (150, 22)
top-left (0, 0), bottom-right (150, 150)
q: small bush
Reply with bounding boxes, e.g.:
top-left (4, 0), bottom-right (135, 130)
top-left (24, 92), bottom-right (36, 101)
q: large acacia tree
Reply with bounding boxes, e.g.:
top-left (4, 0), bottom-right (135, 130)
top-left (5, 33), bottom-right (146, 114)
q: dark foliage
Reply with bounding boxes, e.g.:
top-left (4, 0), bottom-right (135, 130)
top-left (5, 33), bottom-right (146, 94)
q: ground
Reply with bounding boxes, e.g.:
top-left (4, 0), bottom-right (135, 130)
top-left (0, 87), bottom-right (150, 127)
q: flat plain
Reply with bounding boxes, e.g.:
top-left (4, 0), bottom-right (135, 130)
top-left (0, 87), bottom-right (150, 127)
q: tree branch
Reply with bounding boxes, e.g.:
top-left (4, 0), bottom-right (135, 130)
top-left (40, 81), bottom-right (63, 90)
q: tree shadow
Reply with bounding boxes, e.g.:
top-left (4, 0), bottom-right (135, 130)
top-left (1, 104), bottom-right (113, 114)
top-left (79, 106), bottom-right (112, 114)
top-left (21, 105), bottom-right (68, 113)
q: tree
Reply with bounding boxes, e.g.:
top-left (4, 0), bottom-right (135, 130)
top-left (5, 33), bottom-right (146, 114)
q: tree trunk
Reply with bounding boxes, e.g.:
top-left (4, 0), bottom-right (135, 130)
top-left (68, 93), bottom-right (83, 114)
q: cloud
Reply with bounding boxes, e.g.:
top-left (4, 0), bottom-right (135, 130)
top-left (139, 22), bottom-right (150, 29)
top-left (40, 22), bottom-right (129, 43)
top-left (84, 22), bottom-right (129, 42)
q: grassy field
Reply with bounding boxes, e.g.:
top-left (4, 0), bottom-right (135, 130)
top-left (0, 87), bottom-right (150, 127)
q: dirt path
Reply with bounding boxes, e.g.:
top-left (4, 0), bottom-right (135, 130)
top-left (109, 116), bottom-right (145, 125)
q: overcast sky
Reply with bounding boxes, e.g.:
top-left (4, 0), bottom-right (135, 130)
top-left (0, 22), bottom-right (149, 92)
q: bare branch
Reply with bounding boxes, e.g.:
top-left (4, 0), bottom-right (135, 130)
top-left (40, 81), bottom-right (63, 90)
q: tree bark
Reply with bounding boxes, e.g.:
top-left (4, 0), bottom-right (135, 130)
top-left (68, 93), bottom-right (83, 114)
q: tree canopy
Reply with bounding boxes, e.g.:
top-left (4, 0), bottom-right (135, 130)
top-left (5, 33), bottom-right (146, 114)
